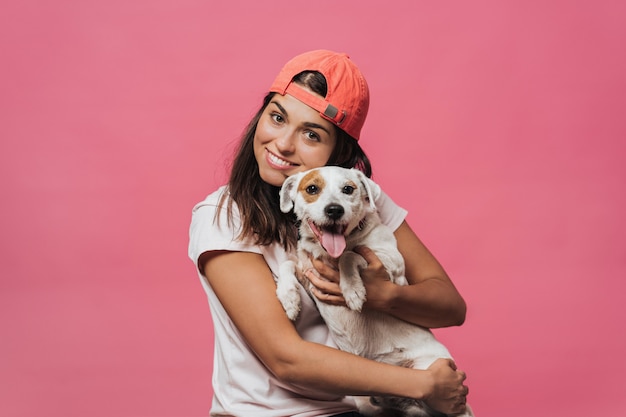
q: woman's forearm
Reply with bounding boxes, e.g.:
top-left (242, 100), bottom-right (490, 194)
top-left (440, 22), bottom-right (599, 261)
top-left (272, 338), bottom-right (434, 400)
top-left (386, 221), bottom-right (467, 328)
top-left (370, 276), bottom-right (466, 328)
top-left (270, 338), bottom-right (467, 416)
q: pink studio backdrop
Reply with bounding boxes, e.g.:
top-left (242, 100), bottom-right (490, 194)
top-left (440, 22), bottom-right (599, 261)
top-left (1, 1), bottom-right (625, 416)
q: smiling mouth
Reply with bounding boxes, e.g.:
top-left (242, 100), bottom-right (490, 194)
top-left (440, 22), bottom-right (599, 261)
top-left (266, 149), bottom-right (297, 168)
top-left (307, 219), bottom-right (347, 258)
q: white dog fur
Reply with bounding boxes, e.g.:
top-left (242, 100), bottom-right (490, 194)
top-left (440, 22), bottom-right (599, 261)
top-left (277, 166), bottom-right (472, 417)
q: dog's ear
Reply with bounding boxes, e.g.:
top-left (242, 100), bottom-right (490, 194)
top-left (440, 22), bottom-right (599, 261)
top-left (279, 173), bottom-right (300, 213)
top-left (354, 169), bottom-right (381, 210)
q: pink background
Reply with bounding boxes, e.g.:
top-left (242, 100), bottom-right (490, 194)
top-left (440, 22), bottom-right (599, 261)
top-left (2, 1), bottom-right (625, 416)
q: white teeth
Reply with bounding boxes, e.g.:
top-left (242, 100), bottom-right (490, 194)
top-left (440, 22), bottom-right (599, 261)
top-left (268, 151), bottom-right (292, 167)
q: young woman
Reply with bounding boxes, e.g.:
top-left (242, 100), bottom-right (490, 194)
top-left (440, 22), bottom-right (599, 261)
top-left (189, 50), bottom-right (469, 417)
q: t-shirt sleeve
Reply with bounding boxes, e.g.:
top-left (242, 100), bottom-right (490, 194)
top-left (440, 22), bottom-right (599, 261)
top-left (188, 189), bottom-right (262, 270)
top-left (375, 189), bottom-right (408, 232)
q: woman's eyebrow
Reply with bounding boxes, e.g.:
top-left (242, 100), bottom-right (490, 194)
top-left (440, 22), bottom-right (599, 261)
top-left (303, 122), bottom-right (331, 135)
top-left (270, 100), bottom-right (287, 116)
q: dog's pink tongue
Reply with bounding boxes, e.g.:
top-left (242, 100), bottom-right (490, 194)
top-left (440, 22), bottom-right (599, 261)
top-left (321, 232), bottom-right (346, 259)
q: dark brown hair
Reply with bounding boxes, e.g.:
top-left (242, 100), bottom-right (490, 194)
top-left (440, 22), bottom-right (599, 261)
top-left (219, 71), bottom-right (372, 250)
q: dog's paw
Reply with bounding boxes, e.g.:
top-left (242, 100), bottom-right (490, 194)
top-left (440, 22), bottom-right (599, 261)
top-left (277, 262), bottom-right (302, 320)
top-left (276, 285), bottom-right (301, 321)
top-left (284, 303), bottom-right (301, 321)
top-left (343, 281), bottom-right (366, 312)
top-left (394, 274), bottom-right (409, 286)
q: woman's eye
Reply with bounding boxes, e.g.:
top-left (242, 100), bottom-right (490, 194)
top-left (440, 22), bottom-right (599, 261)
top-left (306, 185), bottom-right (319, 195)
top-left (342, 186), bottom-right (355, 195)
top-left (305, 131), bottom-right (320, 141)
top-left (271, 113), bottom-right (284, 123)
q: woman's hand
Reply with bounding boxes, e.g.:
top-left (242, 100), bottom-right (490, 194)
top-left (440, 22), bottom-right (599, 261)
top-left (306, 257), bottom-right (346, 305)
top-left (307, 247), bottom-right (395, 310)
top-left (423, 358), bottom-right (469, 415)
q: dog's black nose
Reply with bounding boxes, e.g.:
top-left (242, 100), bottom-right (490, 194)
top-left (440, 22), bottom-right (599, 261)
top-left (325, 204), bottom-right (344, 220)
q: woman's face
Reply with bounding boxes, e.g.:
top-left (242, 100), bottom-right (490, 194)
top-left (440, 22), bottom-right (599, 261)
top-left (254, 93), bottom-right (337, 187)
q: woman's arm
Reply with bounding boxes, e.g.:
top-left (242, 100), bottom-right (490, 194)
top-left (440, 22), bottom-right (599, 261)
top-left (307, 220), bottom-right (466, 328)
top-left (199, 250), bottom-right (468, 414)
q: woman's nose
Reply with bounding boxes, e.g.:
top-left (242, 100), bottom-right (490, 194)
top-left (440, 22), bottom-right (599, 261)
top-left (275, 130), bottom-right (296, 153)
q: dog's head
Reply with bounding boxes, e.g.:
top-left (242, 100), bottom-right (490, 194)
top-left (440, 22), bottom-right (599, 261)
top-left (279, 166), bottom-right (381, 258)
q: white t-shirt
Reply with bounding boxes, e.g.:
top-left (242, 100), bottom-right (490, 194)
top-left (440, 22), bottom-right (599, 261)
top-left (188, 185), bottom-right (407, 417)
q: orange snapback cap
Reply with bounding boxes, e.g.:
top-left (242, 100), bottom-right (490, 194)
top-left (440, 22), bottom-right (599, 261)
top-left (269, 50), bottom-right (370, 140)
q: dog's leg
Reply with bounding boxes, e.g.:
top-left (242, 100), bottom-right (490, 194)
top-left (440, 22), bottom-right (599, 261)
top-left (277, 260), bottom-right (302, 321)
top-left (338, 251), bottom-right (368, 312)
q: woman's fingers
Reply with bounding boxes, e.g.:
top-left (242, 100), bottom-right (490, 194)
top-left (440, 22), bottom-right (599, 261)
top-left (310, 256), bottom-right (339, 281)
top-left (305, 269), bottom-right (346, 305)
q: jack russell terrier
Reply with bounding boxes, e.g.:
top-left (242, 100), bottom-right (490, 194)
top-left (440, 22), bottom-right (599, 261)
top-left (276, 166), bottom-right (473, 417)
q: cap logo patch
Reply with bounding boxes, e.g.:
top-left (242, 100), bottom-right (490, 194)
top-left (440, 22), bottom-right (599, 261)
top-left (323, 104), bottom-right (346, 125)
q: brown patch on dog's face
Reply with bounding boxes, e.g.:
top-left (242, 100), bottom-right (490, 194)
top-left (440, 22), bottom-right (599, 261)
top-left (298, 169), bottom-right (325, 204)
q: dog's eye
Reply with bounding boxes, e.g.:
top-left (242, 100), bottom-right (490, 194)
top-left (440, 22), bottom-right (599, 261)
top-left (306, 185), bottom-right (319, 195)
top-left (342, 185), bottom-right (355, 195)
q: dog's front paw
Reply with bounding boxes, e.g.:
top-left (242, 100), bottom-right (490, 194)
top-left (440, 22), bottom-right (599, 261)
top-left (276, 284), bottom-right (301, 321)
top-left (339, 253), bottom-right (368, 312)
top-left (343, 281), bottom-right (366, 312)
top-left (277, 262), bottom-right (302, 321)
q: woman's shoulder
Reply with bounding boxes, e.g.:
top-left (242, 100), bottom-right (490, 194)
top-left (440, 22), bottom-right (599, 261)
top-left (193, 185), bottom-right (229, 210)
top-left (190, 185), bottom-right (244, 229)
top-left (188, 185), bottom-right (259, 263)
top-left (375, 189), bottom-right (408, 231)
top-left (191, 185), bottom-right (242, 219)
